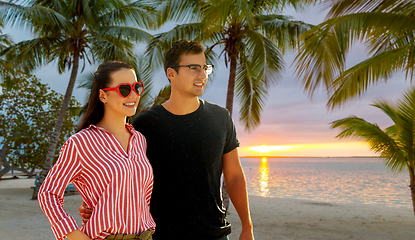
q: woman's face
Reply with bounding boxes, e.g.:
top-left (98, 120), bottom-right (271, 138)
top-left (100, 68), bottom-right (140, 117)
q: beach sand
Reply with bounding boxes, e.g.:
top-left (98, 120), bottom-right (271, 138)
top-left (1, 178), bottom-right (414, 240)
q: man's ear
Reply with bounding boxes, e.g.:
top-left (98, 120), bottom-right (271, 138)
top-left (166, 68), bottom-right (176, 82)
top-left (99, 89), bottom-right (108, 104)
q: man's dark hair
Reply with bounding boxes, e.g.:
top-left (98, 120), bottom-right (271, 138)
top-left (163, 39), bottom-right (204, 75)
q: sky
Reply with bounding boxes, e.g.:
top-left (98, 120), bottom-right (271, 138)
top-left (3, 3), bottom-right (413, 157)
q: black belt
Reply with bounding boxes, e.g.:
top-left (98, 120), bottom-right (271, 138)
top-left (104, 229), bottom-right (154, 240)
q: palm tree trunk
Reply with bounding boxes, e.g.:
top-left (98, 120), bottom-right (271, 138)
top-left (225, 53), bottom-right (238, 116)
top-left (222, 52), bottom-right (238, 211)
top-left (409, 167), bottom-right (415, 216)
top-left (31, 52), bottom-right (80, 200)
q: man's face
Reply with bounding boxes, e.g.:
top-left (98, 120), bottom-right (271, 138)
top-left (169, 52), bottom-right (208, 98)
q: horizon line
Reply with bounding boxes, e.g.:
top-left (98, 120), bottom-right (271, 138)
top-left (240, 155), bottom-right (379, 158)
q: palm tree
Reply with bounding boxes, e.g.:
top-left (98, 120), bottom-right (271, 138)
top-left (294, 0), bottom-right (415, 109)
top-left (0, 18), bottom-right (15, 82)
top-left (146, 0), bottom-right (314, 131)
top-left (330, 87), bottom-right (415, 215)
top-left (0, 0), bottom-right (156, 199)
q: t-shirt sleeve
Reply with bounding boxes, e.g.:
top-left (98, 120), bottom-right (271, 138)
top-left (223, 111), bottom-right (240, 154)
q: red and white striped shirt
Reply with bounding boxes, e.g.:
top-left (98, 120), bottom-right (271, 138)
top-left (38, 124), bottom-right (155, 240)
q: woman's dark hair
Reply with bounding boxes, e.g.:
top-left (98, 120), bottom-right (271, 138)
top-left (78, 61), bottom-right (134, 131)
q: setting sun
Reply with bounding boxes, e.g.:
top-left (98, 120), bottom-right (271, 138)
top-left (241, 142), bottom-right (375, 157)
top-left (248, 145), bottom-right (298, 154)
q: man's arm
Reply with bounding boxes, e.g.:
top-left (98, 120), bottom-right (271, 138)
top-left (79, 202), bottom-right (93, 226)
top-left (222, 148), bottom-right (254, 240)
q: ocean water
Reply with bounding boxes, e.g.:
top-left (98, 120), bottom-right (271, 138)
top-left (241, 157), bottom-right (411, 208)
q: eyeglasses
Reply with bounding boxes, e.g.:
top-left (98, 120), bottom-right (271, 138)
top-left (169, 64), bottom-right (214, 75)
top-left (102, 81), bottom-right (144, 98)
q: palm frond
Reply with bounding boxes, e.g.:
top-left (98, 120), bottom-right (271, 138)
top-left (330, 116), bottom-right (406, 172)
top-left (1, 35), bottom-right (62, 72)
top-left (135, 55), bottom-right (153, 91)
top-left (385, 125), bottom-right (399, 140)
top-left (28, 5), bottom-right (73, 32)
top-left (363, 14), bottom-right (415, 52)
top-left (243, 29), bottom-right (284, 85)
top-left (155, 0), bottom-right (203, 26)
top-left (325, 0), bottom-right (415, 17)
top-left (235, 52), bottom-right (268, 131)
top-left (204, 47), bottom-right (218, 82)
top-left (133, 55), bottom-right (154, 116)
top-left (202, 0), bottom-right (233, 27)
top-left (53, 39), bottom-right (73, 74)
top-left (257, 13), bottom-right (314, 50)
top-left (95, 0), bottom-right (156, 28)
top-left (395, 88), bottom-right (415, 161)
top-left (295, 28), bottom-right (345, 97)
top-left (331, 87), bottom-right (415, 172)
top-left (0, 2), bottom-right (72, 32)
top-left (0, 26), bottom-right (19, 80)
top-left (121, 0), bottom-right (157, 28)
top-left (151, 84), bottom-right (171, 108)
top-left (0, 1), bottom-right (30, 27)
top-left (76, 71), bottom-right (94, 90)
top-left (283, 0), bottom-right (318, 9)
top-left (204, 31), bottom-right (225, 46)
top-left (37, 0), bottom-right (65, 11)
top-left (371, 101), bottom-right (399, 127)
top-left (295, 11), bottom-right (415, 103)
top-left (97, 26), bottom-right (152, 43)
top-left (247, 0), bottom-right (286, 13)
top-left (145, 22), bottom-right (204, 70)
top-left (327, 44), bottom-right (414, 109)
top-left (89, 37), bottom-right (136, 68)
top-left (0, 33), bottom-right (14, 49)
top-left (136, 84), bottom-right (171, 115)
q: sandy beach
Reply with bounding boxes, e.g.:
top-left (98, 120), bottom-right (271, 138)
top-left (0, 178), bottom-right (414, 240)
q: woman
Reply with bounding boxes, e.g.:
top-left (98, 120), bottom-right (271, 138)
top-left (38, 61), bottom-right (155, 240)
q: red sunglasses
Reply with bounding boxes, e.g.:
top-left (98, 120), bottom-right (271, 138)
top-left (103, 81), bottom-right (144, 98)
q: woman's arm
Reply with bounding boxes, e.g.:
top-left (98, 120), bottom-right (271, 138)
top-left (66, 230), bottom-right (91, 240)
top-left (38, 138), bottom-right (83, 239)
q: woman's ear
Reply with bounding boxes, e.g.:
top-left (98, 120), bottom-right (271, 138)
top-left (99, 89), bottom-right (108, 104)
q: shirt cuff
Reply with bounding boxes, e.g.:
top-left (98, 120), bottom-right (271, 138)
top-left (50, 215), bottom-right (79, 240)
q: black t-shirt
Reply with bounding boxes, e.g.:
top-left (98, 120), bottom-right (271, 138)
top-left (132, 99), bottom-right (239, 240)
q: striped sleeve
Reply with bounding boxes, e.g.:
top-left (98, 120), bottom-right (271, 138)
top-left (136, 132), bottom-right (152, 206)
top-left (38, 138), bottom-right (82, 240)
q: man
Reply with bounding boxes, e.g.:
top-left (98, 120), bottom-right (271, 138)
top-left (81, 40), bottom-right (254, 240)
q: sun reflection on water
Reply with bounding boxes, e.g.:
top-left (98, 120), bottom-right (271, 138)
top-left (241, 157), bottom-right (410, 208)
top-left (260, 157), bottom-right (269, 197)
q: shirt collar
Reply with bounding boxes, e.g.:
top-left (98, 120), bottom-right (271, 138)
top-left (88, 123), bottom-right (135, 134)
